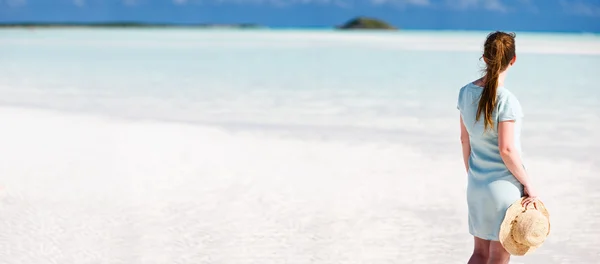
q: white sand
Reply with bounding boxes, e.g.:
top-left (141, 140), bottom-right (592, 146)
top-left (0, 106), bottom-right (598, 264)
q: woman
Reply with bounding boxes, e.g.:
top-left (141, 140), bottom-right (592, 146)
top-left (456, 31), bottom-right (539, 264)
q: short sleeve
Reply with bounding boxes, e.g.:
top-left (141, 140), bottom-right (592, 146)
top-left (456, 87), bottom-right (464, 111)
top-left (497, 93), bottom-right (524, 122)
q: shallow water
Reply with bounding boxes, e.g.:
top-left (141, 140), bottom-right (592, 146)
top-left (0, 29), bottom-right (599, 263)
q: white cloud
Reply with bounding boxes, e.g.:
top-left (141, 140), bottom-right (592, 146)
top-left (188, 0), bottom-right (424, 7)
top-left (4, 0), bottom-right (27, 7)
top-left (69, 0), bottom-right (140, 7)
top-left (73, 0), bottom-right (85, 7)
top-left (560, 0), bottom-right (600, 17)
top-left (370, 0), bottom-right (431, 6)
top-left (333, 0), bottom-right (352, 8)
top-left (516, 0), bottom-right (538, 13)
top-left (446, 0), bottom-right (507, 12)
top-left (202, 0), bottom-right (339, 6)
top-left (447, 0), bottom-right (476, 9)
top-left (483, 0), bottom-right (506, 11)
top-left (123, 0), bottom-right (140, 5)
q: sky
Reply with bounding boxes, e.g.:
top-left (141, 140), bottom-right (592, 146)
top-left (0, 0), bottom-right (599, 32)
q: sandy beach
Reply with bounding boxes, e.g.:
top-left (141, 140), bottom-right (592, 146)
top-left (0, 105), bottom-right (598, 263)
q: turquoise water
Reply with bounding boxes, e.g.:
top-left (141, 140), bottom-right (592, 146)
top-left (1, 29), bottom-right (598, 157)
top-left (0, 29), bottom-right (599, 263)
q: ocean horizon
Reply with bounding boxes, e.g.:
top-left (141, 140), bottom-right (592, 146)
top-left (0, 28), bottom-right (598, 263)
top-left (3, 25), bottom-right (600, 34)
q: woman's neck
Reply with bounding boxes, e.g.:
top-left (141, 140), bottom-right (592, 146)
top-left (479, 71), bottom-right (508, 87)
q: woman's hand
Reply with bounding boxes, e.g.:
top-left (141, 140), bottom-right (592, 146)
top-left (522, 185), bottom-right (539, 209)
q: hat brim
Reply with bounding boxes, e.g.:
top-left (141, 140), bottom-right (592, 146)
top-left (499, 197), bottom-right (550, 256)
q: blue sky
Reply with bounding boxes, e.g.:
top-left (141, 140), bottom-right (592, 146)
top-left (0, 0), bottom-right (599, 32)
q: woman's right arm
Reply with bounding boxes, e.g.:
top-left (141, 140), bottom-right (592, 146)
top-left (460, 115), bottom-right (471, 173)
top-left (498, 120), bottom-right (537, 199)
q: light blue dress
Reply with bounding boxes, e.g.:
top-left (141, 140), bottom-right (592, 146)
top-left (456, 82), bottom-right (525, 241)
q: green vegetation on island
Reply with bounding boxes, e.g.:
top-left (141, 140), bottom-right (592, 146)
top-left (337, 17), bottom-right (397, 30)
top-left (0, 18), bottom-right (396, 30)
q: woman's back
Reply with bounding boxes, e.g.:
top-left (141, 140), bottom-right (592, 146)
top-left (457, 82), bottom-right (524, 182)
top-left (460, 31), bottom-right (541, 263)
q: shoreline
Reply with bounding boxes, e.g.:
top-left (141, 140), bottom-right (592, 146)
top-left (0, 24), bottom-right (599, 35)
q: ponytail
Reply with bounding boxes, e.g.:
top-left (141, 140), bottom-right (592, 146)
top-left (476, 31), bottom-right (516, 131)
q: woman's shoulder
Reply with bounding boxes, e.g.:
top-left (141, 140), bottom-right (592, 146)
top-left (457, 82), bottom-right (474, 100)
top-left (497, 88), bottom-right (520, 103)
top-left (458, 81), bottom-right (480, 94)
top-left (497, 88), bottom-right (524, 120)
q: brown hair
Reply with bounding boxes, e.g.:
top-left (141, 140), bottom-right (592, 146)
top-left (477, 31), bottom-right (516, 131)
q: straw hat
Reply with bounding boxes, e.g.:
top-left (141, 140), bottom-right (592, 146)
top-left (499, 197), bottom-right (551, 256)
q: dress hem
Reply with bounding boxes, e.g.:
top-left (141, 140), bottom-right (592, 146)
top-left (469, 231), bottom-right (500, 241)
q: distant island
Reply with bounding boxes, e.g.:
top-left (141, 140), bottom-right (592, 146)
top-left (337, 17), bottom-right (397, 30)
top-left (0, 22), bottom-right (264, 29)
top-left (0, 18), bottom-right (397, 30)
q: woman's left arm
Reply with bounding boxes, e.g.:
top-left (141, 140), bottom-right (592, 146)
top-left (460, 115), bottom-right (471, 173)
